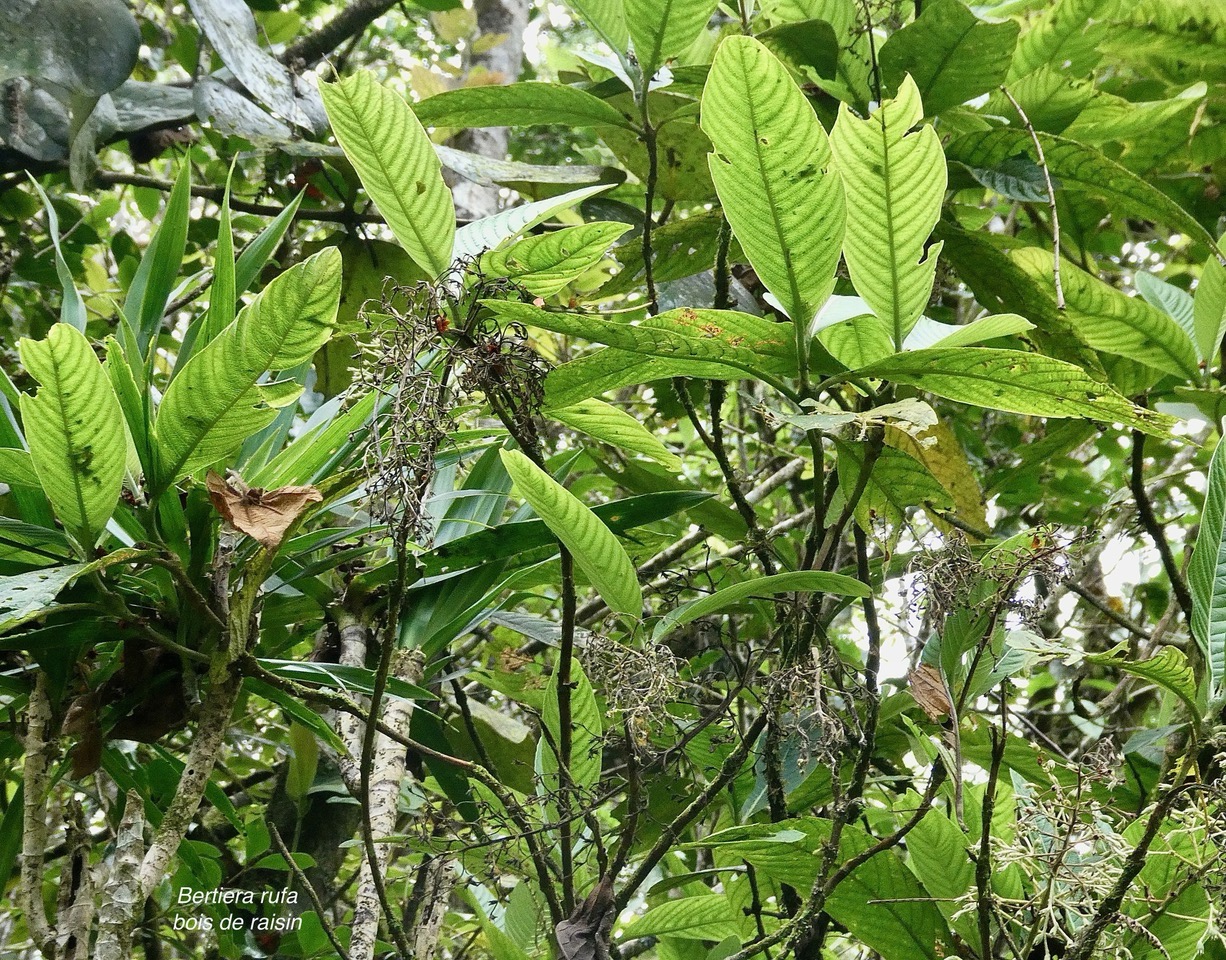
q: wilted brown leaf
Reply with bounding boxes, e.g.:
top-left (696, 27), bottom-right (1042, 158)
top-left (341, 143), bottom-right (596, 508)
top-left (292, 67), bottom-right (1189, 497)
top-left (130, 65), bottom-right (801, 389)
top-left (207, 471), bottom-right (322, 550)
top-left (909, 662), bottom-right (953, 721)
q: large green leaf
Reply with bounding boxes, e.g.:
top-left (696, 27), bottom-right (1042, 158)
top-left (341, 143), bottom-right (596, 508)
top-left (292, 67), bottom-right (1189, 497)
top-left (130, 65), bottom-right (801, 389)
top-left (906, 805), bottom-right (978, 945)
top-left (653, 571), bottom-right (869, 642)
top-left (944, 129), bottom-right (1219, 254)
top-left (485, 300), bottom-right (796, 379)
top-left (701, 35), bottom-right (845, 336)
top-left (1012, 248), bottom-right (1199, 379)
top-left (499, 449), bottom-right (642, 616)
top-left (1188, 439), bottom-right (1226, 707)
top-left (320, 70), bottom-right (455, 277)
top-left (452, 184), bottom-right (611, 262)
top-left (413, 82), bottom-right (635, 131)
top-left (1193, 252), bottom-right (1226, 362)
top-left (1084, 645), bottom-right (1201, 719)
top-left (545, 349), bottom-right (749, 408)
top-left (154, 248), bottom-right (342, 487)
top-left (17, 325), bottom-right (126, 547)
top-left (850, 348), bottom-right (1177, 437)
top-left (878, 0), bottom-right (1019, 115)
top-left (1007, 0), bottom-right (1117, 80)
top-left (831, 75), bottom-right (946, 347)
top-left (624, 0), bottom-right (719, 79)
top-left (481, 222), bottom-right (630, 298)
top-left (548, 399), bottom-right (681, 470)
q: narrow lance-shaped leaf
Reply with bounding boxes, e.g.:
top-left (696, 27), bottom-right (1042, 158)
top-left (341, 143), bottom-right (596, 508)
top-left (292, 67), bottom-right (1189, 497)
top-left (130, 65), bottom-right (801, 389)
top-left (321, 71), bottom-right (455, 277)
top-left (413, 83), bottom-right (635, 131)
top-left (701, 35), bottom-right (845, 347)
top-left (849, 348), bottom-right (1177, 437)
top-left (1188, 439), bottom-right (1226, 707)
top-left (481, 222), bottom-right (631, 298)
top-left (154, 248), bottom-right (342, 488)
top-left (624, 0), bottom-right (719, 80)
top-left (831, 75), bottom-right (946, 347)
top-left (28, 178), bottom-right (86, 331)
top-left (499, 449), bottom-right (642, 616)
top-left (18, 324), bottom-right (127, 548)
top-left (123, 161), bottom-right (192, 354)
top-left (548, 399), bottom-right (681, 471)
top-left (1193, 252), bottom-right (1226, 363)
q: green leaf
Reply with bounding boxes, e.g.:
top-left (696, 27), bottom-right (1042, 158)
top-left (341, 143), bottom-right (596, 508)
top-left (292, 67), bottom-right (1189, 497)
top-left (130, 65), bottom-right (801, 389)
top-left (285, 722), bottom-right (319, 802)
top-left (621, 896), bottom-right (741, 942)
top-left (906, 805), bottom-right (978, 945)
top-left (1134, 271), bottom-right (1196, 349)
top-left (549, 399), bottom-right (681, 470)
top-left (1188, 438), bottom-right (1226, 706)
top-left (1007, 0), bottom-right (1117, 80)
top-left (452, 184), bottom-right (611, 262)
top-left (1012, 248), bottom-right (1200, 379)
top-left (985, 66), bottom-right (1094, 135)
top-left (540, 657), bottom-right (603, 792)
top-left (480, 222), bottom-right (631, 297)
top-left (701, 35), bottom-right (845, 334)
top-left (653, 571), bottom-right (869, 642)
top-left (321, 70), bottom-right (455, 277)
top-left (485, 300), bottom-right (796, 379)
top-left (499, 449), bottom-right (642, 616)
top-left (820, 313), bottom-right (893, 368)
top-left (624, 0), bottom-right (719, 79)
top-left (545, 349), bottom-right (746, 408)
top-left (256, 658), bottom-right (435, 704)
top-left (154, 248), bottom-right (342, 486)
top-left (414, 82), bottom-right (636, 130)
top-left (17, 325), bottom-right (127, 547)
top-left (831, 75), bottom-right (946, 347)
top-left (944, 129), bottom-right (1220, 254)
top-left (903, 313), bottom-right (1035, 350)
top-left (0, 449), bottom-right (40, 488)
top-left (1084, 645), bottom-right (1201, 720)
top-left (565, 0), bottom-right (629, 53)
top-left (27, 178), bottom-right (86, 331)
top-left (878, 0), bottom-right (1019, 116)
top-left (420, 491), bottom-right (709, 578)
top-left (197, 177), bottom-right (236, 351)
top-left (1193, 253), bottom-right (1226, 362)
top-left (849, 348), bottom-right (1177, 436)
top-left (123, 162), bottom-right (191, 353)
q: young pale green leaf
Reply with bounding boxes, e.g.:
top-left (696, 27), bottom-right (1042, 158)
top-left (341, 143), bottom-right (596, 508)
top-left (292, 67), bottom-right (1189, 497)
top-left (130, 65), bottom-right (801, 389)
top-left (654, 571), bottom-right (869, 642)
top-left (17, 324), bottom-right (126, 547)
top-left (414, 82), bottom-right (635, 130)
top-left (1134, 271), bottom-right (1196, 348)
top-left (539, 657), bottom-right (602, 793)
top-left (701, 35), bottom-right (845, 332)
top-left (548, 399), bottom-right (681, 471)
top-left (123, 162), bottom-right (192, 353)
top-left (28, 178), bottom-right (86, 331)
top-left (452, 184), bottom-right (611, 262)
top-left (485, 300), bottom-right (797, 379)
top-left (197, 178), bottom-right (236, 351)
top-left (500, 449), bottom-right (641, 616)
top-left (850, 348), bottom-right (1177, 437)
top-left (831, 75), bottom-right (946, 347)
top-left (878, 0), bottom-right (1020, 115)
top-left (154, 248), bottom-right (342, 486)
top-left (903, 313), bottom-right (1035, 351)
top-left (945, 130), bottom-right (1220, 254)
top-left (624, 0), bottom-right (719, 79)
top-left (1188, 439), bottom-right (1226, 707)
top-left (1012, 248), bottom-right (1199, 379)
top-left (321, 71), bottom-right (455, 277)
top-left (566, 0), bottom-right (629, 52)
top-left (480, 222), bottom-right (630, 297)
top-left (1193, 253), bottom-right (1226, 362)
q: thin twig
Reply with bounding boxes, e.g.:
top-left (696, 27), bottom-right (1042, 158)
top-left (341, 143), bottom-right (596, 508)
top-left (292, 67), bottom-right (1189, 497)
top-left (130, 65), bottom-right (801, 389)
top-left (268, 824), bottom-right (352, 960)
top-left (1000, 85), bottom-right (1064, 309)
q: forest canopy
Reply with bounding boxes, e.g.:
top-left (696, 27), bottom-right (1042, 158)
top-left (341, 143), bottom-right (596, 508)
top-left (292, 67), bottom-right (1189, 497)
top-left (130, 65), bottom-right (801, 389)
top-left (1, 1), bottom-right (1225, 959)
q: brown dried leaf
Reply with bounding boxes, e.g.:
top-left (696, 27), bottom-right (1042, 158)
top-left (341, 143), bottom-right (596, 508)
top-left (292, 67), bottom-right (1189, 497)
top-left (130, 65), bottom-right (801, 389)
top-left (207, 471), bottom-right (322, 550)
top-left (909, 662), bottom-right (953, 721)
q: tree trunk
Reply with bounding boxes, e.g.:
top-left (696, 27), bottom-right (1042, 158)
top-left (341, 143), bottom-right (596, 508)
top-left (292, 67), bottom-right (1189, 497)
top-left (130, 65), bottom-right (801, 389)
top-left (452, 0), bottom-right (531, 219)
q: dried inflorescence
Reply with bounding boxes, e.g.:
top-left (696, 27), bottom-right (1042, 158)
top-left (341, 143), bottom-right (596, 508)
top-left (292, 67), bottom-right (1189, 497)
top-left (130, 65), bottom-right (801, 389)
top-left (580, 634), bottom-right (681, 751)
top-left (348, 266), bottom-right (550, 546)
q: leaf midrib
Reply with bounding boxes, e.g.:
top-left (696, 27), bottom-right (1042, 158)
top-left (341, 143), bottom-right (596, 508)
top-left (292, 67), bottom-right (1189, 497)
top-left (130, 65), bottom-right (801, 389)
top-left (45, 341), bottom-right (94, 542)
